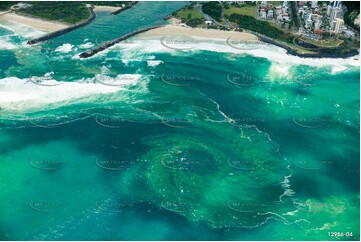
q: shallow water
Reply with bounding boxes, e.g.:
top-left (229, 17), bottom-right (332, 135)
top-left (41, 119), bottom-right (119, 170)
top-left (0, 2), bottom-right (359, 240)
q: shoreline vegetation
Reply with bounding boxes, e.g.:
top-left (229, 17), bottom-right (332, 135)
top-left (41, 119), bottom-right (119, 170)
top-left (0, 1), bottom-right (137, 34)
top-left (27, 6), bottom-right (96, 44)
top-left (0, 2), bottom-right (92, 25)
top-left (171, 2), bottom-right (360, 58)
top-left (0, 1), bottom-right (137, 44)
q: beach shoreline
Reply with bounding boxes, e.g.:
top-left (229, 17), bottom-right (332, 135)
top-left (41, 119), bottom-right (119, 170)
top-left (139, 22), bottom-right (359, 59)
top-left (92, 5), bottom-right (121, 12)
top-left (0, 11), bottom-right (68, 32)
top-left (0, 10), bottom-right (357, 59)
top-left (139, 25), bottom-right (259, 42)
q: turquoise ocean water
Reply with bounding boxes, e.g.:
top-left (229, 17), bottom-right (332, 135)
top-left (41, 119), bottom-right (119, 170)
top-left (0, 2), bottom-right (359, 240)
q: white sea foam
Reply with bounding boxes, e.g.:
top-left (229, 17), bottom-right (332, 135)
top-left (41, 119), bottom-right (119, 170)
top-left (123, 38), bottom-right (359, 71)
top-left (0, 20), bottom-right (46, 38)
top-left (331, 65), bottom-right (348, 74)
top-left (55, 43), bottom-right (73, 53)
top-left (79, 42), bottom-right (94, 49)
top-left (147, 60), bottom-right (163, 67)
top-left (147, 55), bottom-right (156, 60)
top-left (0, 38), bottom-right (17, 50)
top-left (0, 76), bottom-right (123, 111)
top-left (95, 74), bottom-right (142, 86)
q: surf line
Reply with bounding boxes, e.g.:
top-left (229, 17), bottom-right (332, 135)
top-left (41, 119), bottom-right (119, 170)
top-left (27, 7), bottom-right (96, 45)
top-left (79, 25), bottom-right (164, 58)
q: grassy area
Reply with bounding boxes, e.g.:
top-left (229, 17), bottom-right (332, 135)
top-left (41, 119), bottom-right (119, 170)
top-left (173, 5), bottom-right (204, 28)
top-left (267, 1), bottom-right (282, 6)
top-left (300, 38), bottom-right (344, 48)
top-left (14, 2), bottom-right (92, 24)
top-left (224, 5), bottom-right (255, 17)
top-left (284, 42), bottom-right (317, 54)
top-left (175, 8), bottom-right (203, 20)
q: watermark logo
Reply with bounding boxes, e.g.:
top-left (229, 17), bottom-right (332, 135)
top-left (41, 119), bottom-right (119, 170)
top-left (95, 37), bottom-right (135, 48)
top-left (28, 72), bottom-right (61, 87)
top-left (233, 117), bottom-right (266, 127)
top-left (95, 159), bottom-right (135, 171)
top-left (95, 74), bottom-right (136, 87)
top-left (28, 116), bottom-right (70, 128)
top-left (227, 200), bottom-right (272, 213)
top-left (292, 117), bottom-right (332, 129)
top-left (160, 36), bottom-right (199, 51)
top-left (95, 199), bottom-right (136, 213)
top-left (160, 153), bottom-right (201, 170)
top-left (95, 115), bottom-right (127, 128)
top-left (160, 117), bottom-right (191, 128)
top-left (292, 37), bottom-right (319, 51)
top-left (227, 71), bottom-right (257, 87)
top-left (293, 160), bottom-right (332, 170)
top-left (160, 74), bottom-right (199, 86)
top-left (29, 201), bottom-right (66, 213)
top-left (29, 159), bottom-right (66, 171)
top-left (227, 159), bottom-right (264, 171)
top-left (161, 200), bottom-right (195, 213)
top-left (226, 37), bottom-right (260, 50)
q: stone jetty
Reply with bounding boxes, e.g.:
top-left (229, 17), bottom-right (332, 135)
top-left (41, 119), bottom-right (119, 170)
top-left (79, 25), bottom-right (163, 58)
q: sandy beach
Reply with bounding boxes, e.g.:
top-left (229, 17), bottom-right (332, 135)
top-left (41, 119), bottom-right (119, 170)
top-left (92, 5), bottom-right (121, 12)
top-left (0, 12), bottom-right (68, 31)
top-left (139, 24), bottom-right (259, 42)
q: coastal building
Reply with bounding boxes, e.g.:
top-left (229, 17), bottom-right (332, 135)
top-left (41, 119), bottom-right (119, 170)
top-left (282, 13), bottom-right (290, 21)
top-left (311, 1), bottom-right (318, 9)
top-left (312, 14), bottom-right (322, 30)
top-left (276, 5), bottom-right (282, 14)
top-left (333, 1), bottom-right (340, 8)
top-left (305, 14), bottom-right (313, 29)
top-left (327, 5), bottom-right (332, 16)
top-left (267, 10), bottom-right (274, 19)
top-left (266, 0), bottom-right (350, 37)
top-left (260, 9), bottom-right (267, 18)
top-left (299, 1), bottom-right (307, 7)
top-left (330, 1), bottom-right (342, 23)
top-left (314, 19), bottom-right (321, 30)
top-left (330, 7), bottom-right (338, 23)
top-left (333, 18), bottom-right (344, 33)
top-left (298, 8), bottom-right (305, 15)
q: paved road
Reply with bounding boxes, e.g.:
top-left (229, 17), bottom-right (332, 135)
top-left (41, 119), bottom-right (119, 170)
top-left (219, 2), bottom-right (232, 28)
top-left (196, 3), bottom-right (227, 28)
